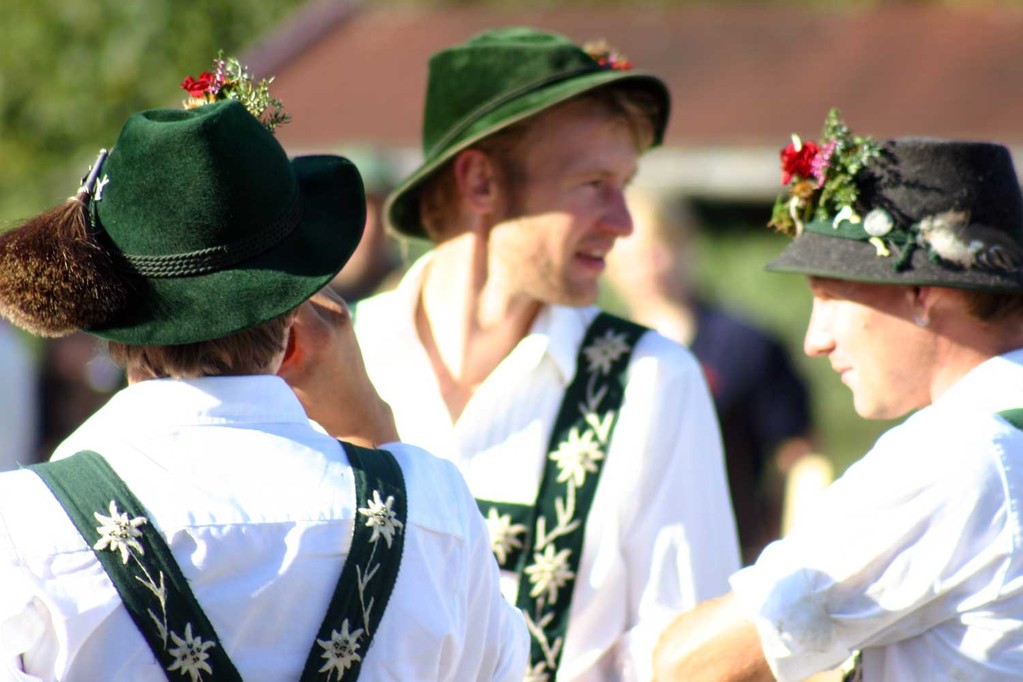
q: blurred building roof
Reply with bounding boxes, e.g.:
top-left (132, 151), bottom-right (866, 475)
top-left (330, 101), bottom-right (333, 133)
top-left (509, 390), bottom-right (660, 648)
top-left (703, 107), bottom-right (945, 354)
top-left (248, 1), bottom-right (1023, 196)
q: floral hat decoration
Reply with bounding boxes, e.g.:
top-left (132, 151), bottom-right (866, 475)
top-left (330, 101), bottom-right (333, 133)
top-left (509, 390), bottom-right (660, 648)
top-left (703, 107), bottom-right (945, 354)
top-left (766, 108), bottom-right (1023, 292)
top-left (180, 52), bottom-right (290, 132)
top-left (0, 55), bottom-right (364, 345)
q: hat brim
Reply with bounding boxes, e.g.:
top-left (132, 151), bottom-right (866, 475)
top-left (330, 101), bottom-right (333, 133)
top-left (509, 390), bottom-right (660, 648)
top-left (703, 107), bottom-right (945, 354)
top-left (767, 229), bottom-right (1023, 292)
top-left (385, 69), bottom-right (669, 240)
top-left (90, 156), bottom-right (366, 345)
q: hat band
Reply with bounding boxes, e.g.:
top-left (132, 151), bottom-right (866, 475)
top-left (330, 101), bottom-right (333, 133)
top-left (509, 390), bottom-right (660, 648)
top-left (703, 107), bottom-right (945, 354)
top-left (121, 195), bottom-right (304, 278)
top-left (426, 66), bottom-right (598, 159)
top-left (805, 217), bottom-right (917, 270)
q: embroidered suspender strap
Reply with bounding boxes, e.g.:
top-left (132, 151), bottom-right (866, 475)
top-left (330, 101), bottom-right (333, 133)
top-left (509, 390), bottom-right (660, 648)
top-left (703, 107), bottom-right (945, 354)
top-left (29, 451), bottom-right (241, 682)
top-left (299, 441), bottom-right (408, 682)
top-left (481, 311), bottom-right (647, 679)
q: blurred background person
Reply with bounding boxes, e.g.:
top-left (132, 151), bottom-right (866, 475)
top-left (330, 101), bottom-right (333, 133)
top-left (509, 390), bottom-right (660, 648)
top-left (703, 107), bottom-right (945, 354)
top-left (35, 333), bottom-right (123, 463)
top-left (607, 188), bottom-right (817, 565)
top-left (0, 319), bottom-right (37, 471)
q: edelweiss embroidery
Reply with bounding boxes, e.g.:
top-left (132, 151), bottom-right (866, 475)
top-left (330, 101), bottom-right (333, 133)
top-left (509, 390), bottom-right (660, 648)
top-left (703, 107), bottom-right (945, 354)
top-left (486, 508), bottom-right (528, 565)
top-left (167, 623), bottom-right (216, 682)
top-left (582, 329), bottom-right (630, 375)
top-left (358, 490), bottom-right (404, 548)
top-left (317, 618), bottom-right (364, 679)
top-left (524, 545), bottom-right (575, 603)
top-left (93, 499), bottom-right (147, 563)
top-left (550, 427), bottom-right (604, 487)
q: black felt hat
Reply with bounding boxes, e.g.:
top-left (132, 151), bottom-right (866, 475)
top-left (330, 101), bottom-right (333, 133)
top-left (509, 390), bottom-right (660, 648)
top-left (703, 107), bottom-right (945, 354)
top-left (767, 112), bottom-right (1023, 292)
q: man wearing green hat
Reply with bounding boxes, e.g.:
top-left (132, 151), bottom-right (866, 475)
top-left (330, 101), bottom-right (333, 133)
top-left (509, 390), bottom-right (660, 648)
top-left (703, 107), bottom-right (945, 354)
top-left (0, 99), bottom-right (527, 680)
top-left (353, 27), bottom-right (740, 681)
top-left (653, 112), bottom-right (1023, 681)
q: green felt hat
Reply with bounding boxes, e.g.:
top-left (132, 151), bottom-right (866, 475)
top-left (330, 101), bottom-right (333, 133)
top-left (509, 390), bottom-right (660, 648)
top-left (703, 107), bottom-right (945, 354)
top-left (385, 26), bottom-right (671, 239)
top-left (766, 111), bottom-right (1023, 292)
top-left (88, 100), bottom-right (365, 344)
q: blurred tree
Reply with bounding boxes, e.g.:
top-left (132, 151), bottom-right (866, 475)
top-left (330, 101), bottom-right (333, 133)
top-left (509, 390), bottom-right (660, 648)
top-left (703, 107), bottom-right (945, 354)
top-left (0, 0), bottom-right (306, 225)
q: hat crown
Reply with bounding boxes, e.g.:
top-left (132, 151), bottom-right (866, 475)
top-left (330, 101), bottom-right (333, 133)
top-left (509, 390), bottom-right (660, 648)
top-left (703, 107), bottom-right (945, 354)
top-left (859, 138), bottom-right (1023, 238)
top-left (769, 131), bottom-right (1023, 291)
top-left (96, 100), bottom-right (299, 260)
top-left (422, 27), bottom-right (602, 156)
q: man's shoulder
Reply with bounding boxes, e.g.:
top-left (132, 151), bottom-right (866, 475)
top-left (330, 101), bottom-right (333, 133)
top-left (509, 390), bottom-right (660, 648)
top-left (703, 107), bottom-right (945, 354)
top-left (379, 442), bottom-right (481, 541)
top-left (627, 320), bottom-right (704, 376)
top-left (0, 467), bottom-right (90, 559)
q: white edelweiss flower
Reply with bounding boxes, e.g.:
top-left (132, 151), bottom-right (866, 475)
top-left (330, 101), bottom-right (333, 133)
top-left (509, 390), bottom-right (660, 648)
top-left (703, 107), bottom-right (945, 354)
top-left (525, 544), bottom-right (575, 604)
top-left (863, 208), bottom-right (894, 237)
top-left (166, 623), bottom-right (215, 682)
top-left (317, 618), bottom-right (364, 677)
top-left (93, 500), bottom-right (148, 564)
top-left (582, 329), bottom-right (630, 375)
top-left (358, 490), bottom-right (404, 548)
top-left (549, 427), bottom-right (604, 488)
top-left (485, 508), bottom-right (528, 565)
top-left (523, 661), bottom-right (551, 682)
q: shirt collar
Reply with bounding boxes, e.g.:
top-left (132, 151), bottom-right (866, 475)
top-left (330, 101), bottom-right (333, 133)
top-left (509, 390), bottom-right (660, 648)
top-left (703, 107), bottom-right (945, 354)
top-left (101, 375), bottom-right (311, 429)
top-left (935, 347), bottom-right (1023, 414)
top-left (526, 304), bottom-right (592, 382)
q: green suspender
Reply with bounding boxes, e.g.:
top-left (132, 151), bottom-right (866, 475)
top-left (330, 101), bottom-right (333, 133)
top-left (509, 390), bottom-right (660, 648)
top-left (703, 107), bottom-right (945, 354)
top-left (30, 442), bottom-right (407, 682)
top-left (30, 450), bottom-right (243, 682)
top-left (477, 312), bottom-right (647, 679)
top-left (300, 441), bottom-right (407, 682)
top-left (998, 408), bottom-right (1023, 432)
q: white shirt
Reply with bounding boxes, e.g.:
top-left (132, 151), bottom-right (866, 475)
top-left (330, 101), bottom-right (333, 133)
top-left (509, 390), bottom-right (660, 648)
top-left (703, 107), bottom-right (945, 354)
top-left (0, 321), bottom-right (36, 471)
top-left (731, 349), bottom-right (1023, 681)
top-left (355, 254), bottom-right (740, 681)
top-left (0, 375), bottom-right (527, 682)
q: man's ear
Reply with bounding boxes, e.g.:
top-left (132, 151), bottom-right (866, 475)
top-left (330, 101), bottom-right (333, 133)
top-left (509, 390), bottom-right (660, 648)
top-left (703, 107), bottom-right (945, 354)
top-left (280, 311), bottom-right (301, 370)
top-left (909, 285), bottom-right (940, 328)
top-left (453, 149), bottom-right (500, 217)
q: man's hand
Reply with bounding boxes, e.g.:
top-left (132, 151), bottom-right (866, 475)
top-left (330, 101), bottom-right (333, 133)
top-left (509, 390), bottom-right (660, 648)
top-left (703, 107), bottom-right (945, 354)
top-left (278, 287), bottom-right (399, 448)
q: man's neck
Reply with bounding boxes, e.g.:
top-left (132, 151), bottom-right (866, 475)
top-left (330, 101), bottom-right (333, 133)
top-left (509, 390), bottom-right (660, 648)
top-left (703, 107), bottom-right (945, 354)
top-left (416, 234), bottom-right (542, 422)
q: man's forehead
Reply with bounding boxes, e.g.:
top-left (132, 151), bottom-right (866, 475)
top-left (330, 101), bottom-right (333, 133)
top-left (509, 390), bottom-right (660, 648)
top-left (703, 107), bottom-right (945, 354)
top-left (517, 107), bottom-right (639, 175)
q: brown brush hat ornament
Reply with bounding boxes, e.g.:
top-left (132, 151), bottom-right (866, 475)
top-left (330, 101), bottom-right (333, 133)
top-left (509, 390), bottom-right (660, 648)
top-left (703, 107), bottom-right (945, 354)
top-left (767, 108), bottom-right (1023, 292)
top-left (0, 149), bottom-right (134, 337)
top-left (0, 99), bottom-right (365, 345)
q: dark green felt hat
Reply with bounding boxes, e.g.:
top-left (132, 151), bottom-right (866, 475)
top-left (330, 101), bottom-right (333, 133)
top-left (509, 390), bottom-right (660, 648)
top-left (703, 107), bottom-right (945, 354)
top-left (767, 112), bottom-right (1023, 292)
top-left (384, 26), bottom-right (671, 239)
top-left (89, 99), bottom-right (365, 344)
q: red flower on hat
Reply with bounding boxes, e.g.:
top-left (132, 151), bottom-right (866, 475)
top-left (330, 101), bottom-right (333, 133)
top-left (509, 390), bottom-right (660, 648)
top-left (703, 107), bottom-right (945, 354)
top-left (780, 138), bottom-right (820, 185)
top-left (181, 72), bottom-right (216, 98)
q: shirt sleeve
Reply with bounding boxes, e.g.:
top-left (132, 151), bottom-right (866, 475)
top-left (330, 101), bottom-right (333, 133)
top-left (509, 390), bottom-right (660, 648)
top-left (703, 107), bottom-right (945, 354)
top-left (0, 511), bottom-right (52, 682)
top-left (729, 412), bottom-right (1020, 681)
top-left (616, 333), bottom-right (742, 680)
